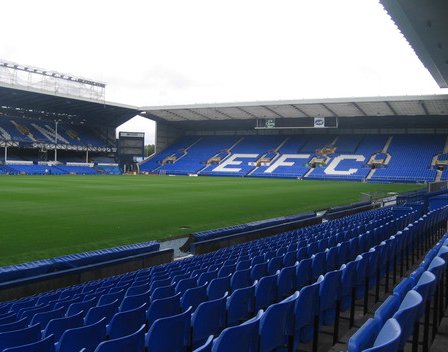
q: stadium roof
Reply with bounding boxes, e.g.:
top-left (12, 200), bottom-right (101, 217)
top-left (380, 0), bottom-right (448, 88)
top-left (140, 94), bottom-right (448, 122)
top-left (0, 82), bottom-right (138, 127)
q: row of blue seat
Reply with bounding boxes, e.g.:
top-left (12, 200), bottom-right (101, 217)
top-left (0, 206), bottom-right (413, 351)
top-left (192, 206), bottom-right (448, 352)
top-left (0, 241), bottom-right (160, 283)
top-left (348, 231), bottom-right (448, 351)
top-left (1, 205), bottom-right (444, 351)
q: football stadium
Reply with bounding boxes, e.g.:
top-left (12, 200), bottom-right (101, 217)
top-left (1, 1), bottom-right (448, 351)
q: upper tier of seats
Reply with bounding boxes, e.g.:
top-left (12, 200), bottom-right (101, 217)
top-left (141, 134), bottom-right (447, 183)
top-left (0, 116), bottom-right (111, 148)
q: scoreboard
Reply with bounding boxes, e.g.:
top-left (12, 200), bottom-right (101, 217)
top-left (118, 132), bottom-right (144, 170)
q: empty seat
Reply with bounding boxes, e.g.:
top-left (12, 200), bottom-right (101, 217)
top-left (181, 282), bottom-right (208, 312)
top-left (191, 293), bottom-right (228, 349)
top-left (207, 275), bottom-right (231, 300)
top-left (0, 318), bottom-right (28, 333)
top-left (43, 310), bottom-right (84, 341)
top-left (29, 306), bottom-right (65, 328)
top-left (55, 317), bottom-right (106, 352)
top-left (3, 335), bottom-right (55, 352)
top-left (227, 281), bottom-right (257, 326)
top-left (146, 307), bottom-right (193, 352)
top-left (259, 292), bottom-right (298, 352)
top-left (146, 293), bottom-right (182, 328)
top-left (93, 324), bottom-right (145, 352)
top-left (106, 303), bottom-right (146, 339)
top-left (84, 299), bottom-right (120, 325)
top-left (0, 324), bottom-right (42, 351)
top-left (211, 309), bottom-right (263, 352)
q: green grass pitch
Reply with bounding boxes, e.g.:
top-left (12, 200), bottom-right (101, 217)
top-left (0, 175), bottom-right (421, 266)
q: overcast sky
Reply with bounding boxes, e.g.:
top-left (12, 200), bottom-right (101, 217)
top-left (1, 0), bottom-right (446, 143)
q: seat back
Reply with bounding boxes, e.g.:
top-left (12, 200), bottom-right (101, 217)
top-left (2, 334), bottom-right (55, 352)
top-left (84, 299), bottom-right (119, 325)
top-left (56, 317), bottom-right (106, 352)
top-left (181, 282), bottom-right (208, 312)
top-left (146, 307), bottom-right (193, 352)
top-left (106, 303), bottom-right (146, 339)
top-left (211, 310), bottom-right (263, 352)
top-left (191, 293), bottom-right (228, 349)
top-left (259, 292), bottom-right (298, 352)
top-left (94, 324), bottom-right (145, 352)
top-left (0, 324), bottom-right (42, 351)
top-left (43, 310), bottom-right (84, 341)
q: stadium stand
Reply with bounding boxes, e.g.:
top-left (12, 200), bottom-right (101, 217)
top-left (0, 117), bottom-right (111, 148)
top-left (1, 203), bottom-right (446, 351)
top-left (348, 220), bottom-right (448, 352)
top-left (0, 242), bottom-right (160, 283)
top-left (141, 134), bottom-right (445, 183)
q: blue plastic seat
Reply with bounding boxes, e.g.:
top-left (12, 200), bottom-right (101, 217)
top-left (212, 309), bottom-right (263, 352)
top-left (67, 298), bottom-right (97, 317)
top-left (250, 262), bottom-right (268, 282)
top-left (392, 277), bottom-right (414, 301)
top-left (106, 303), bottom-right (146, 339)
top-left (217, 264), bottom-right (236, 278)
top-left (3, 335), bottom-right (55, 352)
top-left (18, 304), bottom-right (51, 322)
top-left (348, 318), bottom-right (382, 352)
top-left (283, 251), bottom-right (297, 267)
top-left (277, 264), bottom-right (298, 300)
top-left (84, 299), bottom-right (119, 325)
top-left (119, 290), bottom-right (150, 312)
top-left (392, 290), bottom-right (423, 351)
top-left (363, 318), bottom-right (402, 352)
top-left (207, 275), bottom-right (231, 300)
top-left (311, 252), bottom-right (326, 281)
top-left (373, 294), bottom-right (400, 325)
top-left (236, 259), bottom-right (251, 271)
top-left (0, 324), bottom-right (42, 351)
top-left (0, 313), bottom-right (17, 325)
top-left (93, 324), bottom-right (145, 352)
top-left (197, 270), bottom-right (218, 286)
top-left (55, 317), bottom-right (106, 352)
top-left (231, 267), bottom-right (252, 291)
top-left (43, 310), bottom-right (84, 341)
top-left (9, 299), bottom-right (37, 313)
top-left (150, 277), bottom-right (172, 291)
top-left (293, 277), bottom-right (323, 351)
top-left (181, 282), bottom-right (208, 312)
top-left (97, 290), bottom-right (125, 306)
top-left (146, 292), bottom-right (182, 328)
top-left (30, 306), bottom-right (65, 328)
top-left (296, 258), bottom-right (313, 290)
top-left (319, 269), bottom-right (342, 344)
top-left (146, 307), bottom-right (193, 352)
top-left (191, 293), bottom-right (228, 349)
top-left (255, 272), bottom-right (278, 311)
top-left (125, 283), bottom-right (150, 297)
top-left (193, 335), bottom-right (213, 352)
top-left (0, 317), bottom-right (28, 333)
top-left (325, 246), bottom-right (339, 272)
top-left (259, 292), bottom-right (298, 352)
top-left (175, 277), bottom-right (198, 296)
top-left (151, 283), bottom-right (176, 301)
top-left (267, 256), bottom-right (283, 275)
top-left (227, 281), bottom-right (257, 326)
